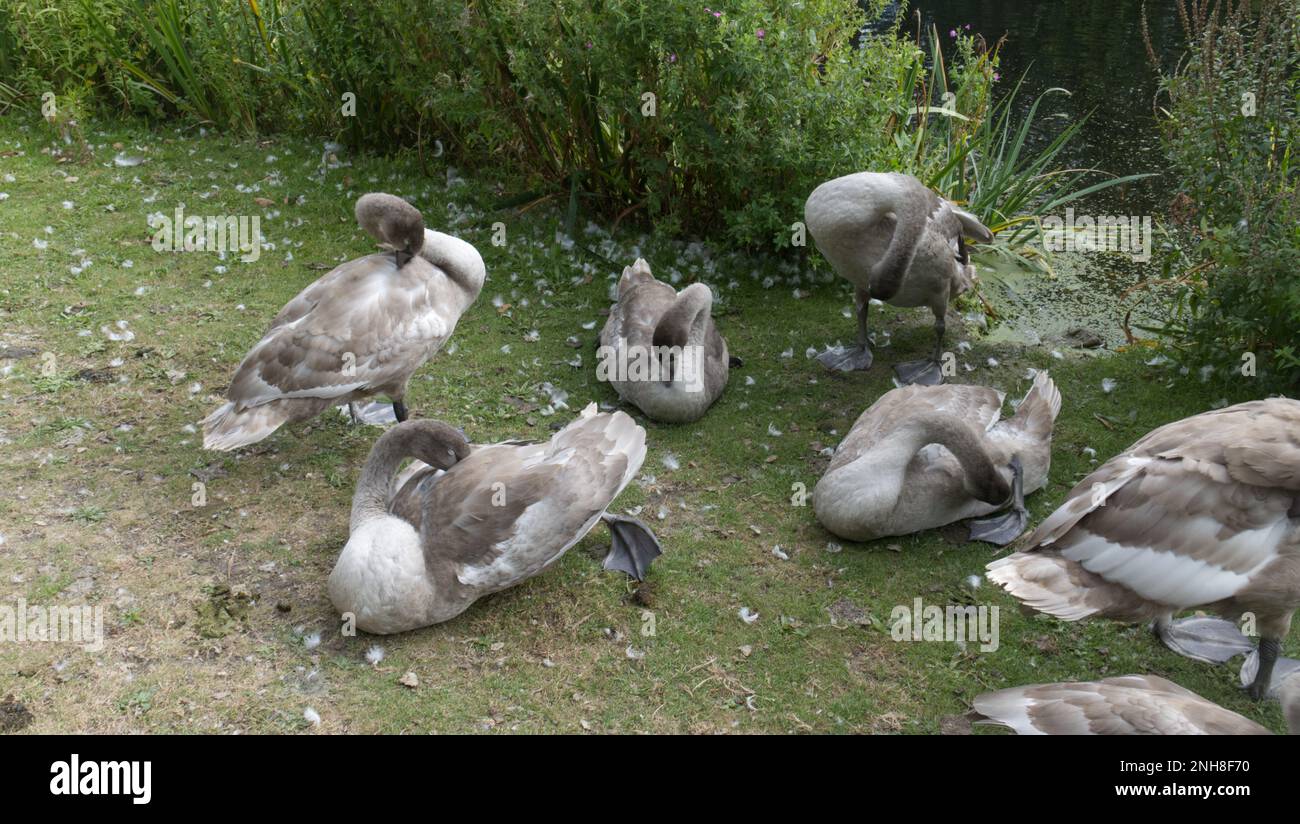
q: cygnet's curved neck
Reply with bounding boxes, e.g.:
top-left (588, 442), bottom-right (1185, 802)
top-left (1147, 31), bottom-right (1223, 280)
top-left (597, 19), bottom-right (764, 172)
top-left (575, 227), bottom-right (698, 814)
top-left (653, 284), bottom-right (712, 349)
top-left (419, 229), bottom-right (486, 304)
top-left (350, 423), bottom-right (466, 531)
top-left (859, 412), bottom-right (1005, 505)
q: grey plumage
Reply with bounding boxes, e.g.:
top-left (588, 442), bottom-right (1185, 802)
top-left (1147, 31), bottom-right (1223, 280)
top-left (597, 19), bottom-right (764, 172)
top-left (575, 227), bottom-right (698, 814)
top-left (813, 371), bottom-right (1060, 542)
top-left (973, 674), bottom-right (1291, 735)
top-left (329, 404), bottom-right (652, 633)
top-left (202, 193), bottom-right (485, 450)
top-left (598, 258), bottom-right (730, 423)
top-left (987, 398), bottom-right (1300, 698)
top-left (804, 172), bottom-right (992, 383)
top-left (355, 192), bottom-right (425, 267)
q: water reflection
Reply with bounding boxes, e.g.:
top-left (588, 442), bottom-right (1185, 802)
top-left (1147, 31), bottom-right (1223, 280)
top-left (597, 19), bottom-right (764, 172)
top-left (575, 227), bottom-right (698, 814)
top-left (873, 0), bottom-right (1187, 213)
top-left (864, 1), bottom-right (1191, 343)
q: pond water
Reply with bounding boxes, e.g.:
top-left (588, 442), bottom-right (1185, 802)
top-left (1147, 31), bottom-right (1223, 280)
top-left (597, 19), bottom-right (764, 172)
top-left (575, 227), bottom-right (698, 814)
top-left (898, 0), bottom-right (1187, 213)
top-left (875, 1), bottom-right (1192, 346)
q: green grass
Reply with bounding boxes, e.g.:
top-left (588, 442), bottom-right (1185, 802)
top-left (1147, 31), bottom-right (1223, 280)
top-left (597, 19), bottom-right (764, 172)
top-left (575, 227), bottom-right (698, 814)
top-left (0, 114), bottom-right (1291, 733)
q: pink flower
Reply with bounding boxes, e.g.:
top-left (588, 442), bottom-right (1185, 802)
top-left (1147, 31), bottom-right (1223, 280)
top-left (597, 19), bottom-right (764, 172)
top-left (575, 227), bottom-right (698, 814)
top-left (585, 41), bottom-right (593, 49)
top-left (949, 29), bottom-right (957, 38)
top-left (965, 23), bottom-right (972, 30)
top-left (993, 72), bottom-right (1001, 81)
top-left (668, 53), bottom-right (678, 63)
top-left (713, 10), bottom-right (721, 17)
top-left (756, 28), bottom-right (766, 39)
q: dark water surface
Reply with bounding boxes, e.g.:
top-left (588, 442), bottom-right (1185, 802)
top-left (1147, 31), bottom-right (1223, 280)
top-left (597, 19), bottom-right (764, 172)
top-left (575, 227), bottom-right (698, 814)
top-left (876, 2), bottom-right (1194, 343)
top-left (897, 0), bottom-right (1188, 213)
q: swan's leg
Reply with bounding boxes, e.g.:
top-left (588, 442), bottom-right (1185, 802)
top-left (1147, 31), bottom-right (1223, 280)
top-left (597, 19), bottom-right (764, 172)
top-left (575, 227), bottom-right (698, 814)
top-left (1153, 613), bottom-right (1172, 640)
top-left (816, 288), bottom-right (873, 371)
top-left (1240, 644), bottom-right (1300, 699)
top-left (894, 315), bottom-right (946, 386)
top-left (347, 402), bottom-right (362, 425)
top-left (968, 456), bottom-right (1028, 545)
top-left (1247, 637), bottom-right (1281, 701)
top-left (855, 287), bottom-right (870, 342)
top-left (600, 513), bottom-right (663, 581)
top-left (392, 400), bottom-right (408, 423)
top-left (1156, 615), bottom-right (1256, 664)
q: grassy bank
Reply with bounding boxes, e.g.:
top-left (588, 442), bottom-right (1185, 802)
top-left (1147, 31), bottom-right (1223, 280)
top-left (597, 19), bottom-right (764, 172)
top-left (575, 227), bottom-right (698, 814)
top-left (0, 116), bottom-right (1289, 733)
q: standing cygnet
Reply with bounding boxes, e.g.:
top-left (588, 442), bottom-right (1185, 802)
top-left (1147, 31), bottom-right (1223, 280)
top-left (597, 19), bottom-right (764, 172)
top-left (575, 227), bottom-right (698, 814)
top-left (804, 172), bottom-right (992, 385)
top-left (202, 193), bottom-right (485, 450)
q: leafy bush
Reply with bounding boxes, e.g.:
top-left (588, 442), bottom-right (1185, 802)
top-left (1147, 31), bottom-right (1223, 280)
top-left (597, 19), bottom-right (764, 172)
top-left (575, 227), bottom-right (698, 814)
top-left (1143, 0), bottom-right (1299, 387)
top-left (0, 1), bottom-right (146, 114)
top-left (2, 1), bottom-right (954, 241)
top-left (78, 0), bottom-right (297, 129)
top-left (289, 0), bottom-right (936, 248)
top-left (3, 0), bottom-right (1130, 260)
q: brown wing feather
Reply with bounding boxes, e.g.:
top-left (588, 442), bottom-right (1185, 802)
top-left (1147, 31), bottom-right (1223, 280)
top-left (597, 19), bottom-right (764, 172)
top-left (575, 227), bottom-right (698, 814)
top-left (225, 255), bottom-right (445, 407)
top-left (421, 452), bottom-right (565, 569)
top-left (424, 411), bottom-right (640, 580)
top-left (1027, 399), bottom-right (1300, 553)
top-left (975, 675), bottom-right (1271, 735)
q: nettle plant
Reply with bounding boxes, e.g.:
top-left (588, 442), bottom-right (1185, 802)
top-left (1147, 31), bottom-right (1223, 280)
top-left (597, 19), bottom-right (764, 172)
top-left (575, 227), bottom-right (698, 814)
top-left (1142, 1), bottom-right (1300, 388)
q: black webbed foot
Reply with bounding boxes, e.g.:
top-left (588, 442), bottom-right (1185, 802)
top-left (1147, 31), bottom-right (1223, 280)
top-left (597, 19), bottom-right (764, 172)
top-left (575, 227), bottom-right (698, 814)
top-left (894, 358), bottom-right (945, 386)
top-left (601, 513), bottom-right (663, 581)
top-left (969, 456), bottom-right (1028, 545)
top-left (816, 344), bottom-right (873, 372)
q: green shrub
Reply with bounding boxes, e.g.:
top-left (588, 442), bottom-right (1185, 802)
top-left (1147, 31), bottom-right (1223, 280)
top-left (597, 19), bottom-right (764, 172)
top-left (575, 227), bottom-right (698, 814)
top-left (0, 1), bottom-right (153, 115)
top-left (1143, 0), bottom-right (1299, 387)
top-left (5, 0), bottom-right (1128, 261)
top-left (78, 0), bottom-right (295, 129)
top-left (289, 0), bottom-right (934, 248)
